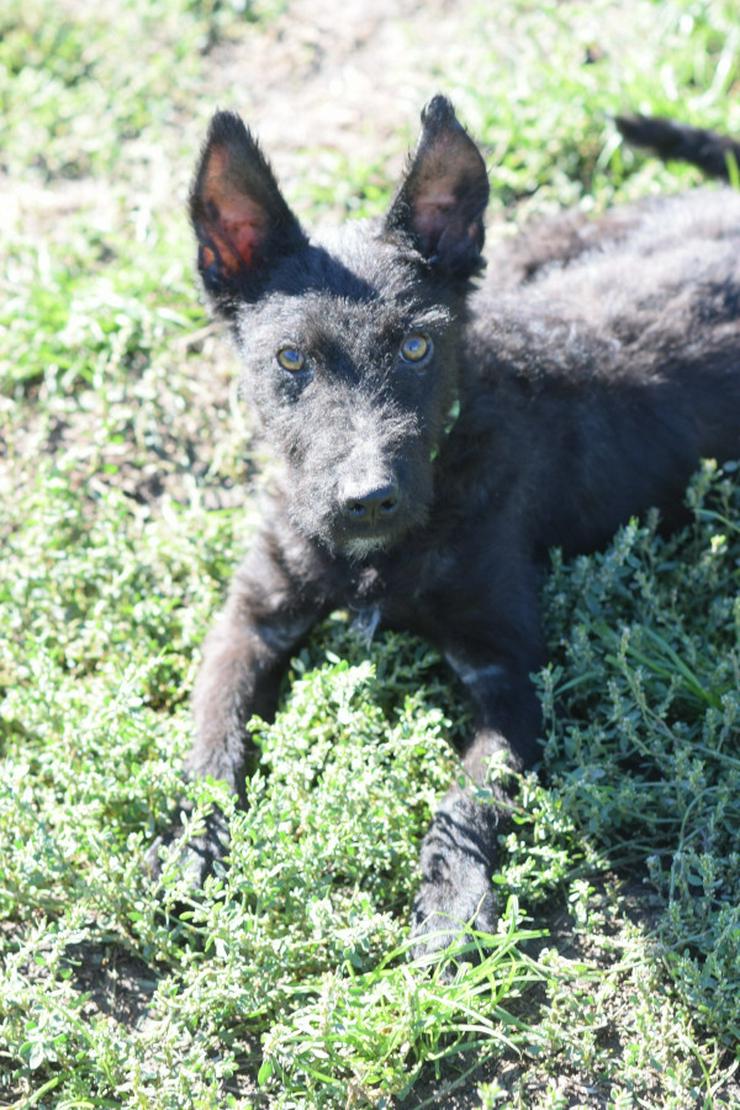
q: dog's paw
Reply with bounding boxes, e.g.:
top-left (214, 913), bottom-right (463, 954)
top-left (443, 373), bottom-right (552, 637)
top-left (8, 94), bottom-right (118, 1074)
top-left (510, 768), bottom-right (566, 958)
top-left (410, 869), bottom-right (497, 961)
top-left (145, 808), bottom-right (230, 889)
top-left (410, 788), bottom-right (500, 961)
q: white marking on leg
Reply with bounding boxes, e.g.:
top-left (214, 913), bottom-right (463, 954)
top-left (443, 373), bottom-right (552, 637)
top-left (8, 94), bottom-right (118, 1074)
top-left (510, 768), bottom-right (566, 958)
top-left (445, 652), bottom-right (507, 688)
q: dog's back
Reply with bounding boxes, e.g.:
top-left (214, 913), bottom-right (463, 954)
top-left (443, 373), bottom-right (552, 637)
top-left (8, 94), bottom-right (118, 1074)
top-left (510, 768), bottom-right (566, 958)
top-left (464, 186), bottom-right (740, 554)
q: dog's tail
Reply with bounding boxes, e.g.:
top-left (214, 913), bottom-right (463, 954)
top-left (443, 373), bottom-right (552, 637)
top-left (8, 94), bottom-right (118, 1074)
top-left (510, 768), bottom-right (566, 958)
top-left (615, 114), bottom-right (740, 181)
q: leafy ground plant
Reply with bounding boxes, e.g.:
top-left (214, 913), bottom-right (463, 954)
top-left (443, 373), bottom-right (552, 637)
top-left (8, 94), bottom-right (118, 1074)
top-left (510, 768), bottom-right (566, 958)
top-left (1, 0), bottom-right (739, 1105)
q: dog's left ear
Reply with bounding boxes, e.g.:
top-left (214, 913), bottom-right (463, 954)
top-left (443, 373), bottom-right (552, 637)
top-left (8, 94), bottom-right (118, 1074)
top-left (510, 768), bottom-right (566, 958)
top-left (385, 95), bottom-right (489, 277)
top-left (190, 111), bottom-right (307, 313)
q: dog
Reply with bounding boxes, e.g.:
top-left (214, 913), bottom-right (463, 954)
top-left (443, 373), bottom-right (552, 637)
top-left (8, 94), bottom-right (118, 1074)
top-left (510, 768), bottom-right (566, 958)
top-left (156, 98), bottom-right (740, 955)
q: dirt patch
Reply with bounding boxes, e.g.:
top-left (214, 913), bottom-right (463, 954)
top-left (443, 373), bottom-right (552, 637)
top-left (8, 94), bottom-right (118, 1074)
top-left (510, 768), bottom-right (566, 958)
top-left (64, 939), bottom-right (158, 1027)
top-left (207, 0), bottom-right (478, 183)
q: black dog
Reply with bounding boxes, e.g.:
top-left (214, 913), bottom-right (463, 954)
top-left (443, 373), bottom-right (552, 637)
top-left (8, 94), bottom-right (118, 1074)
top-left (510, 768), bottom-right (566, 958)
top-left (162, 99), bottom-right (739, 954)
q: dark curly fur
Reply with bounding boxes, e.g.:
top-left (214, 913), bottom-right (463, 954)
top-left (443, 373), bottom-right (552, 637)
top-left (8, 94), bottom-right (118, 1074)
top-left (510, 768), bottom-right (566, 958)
top-left (154, 99), bottom-right (740, 956)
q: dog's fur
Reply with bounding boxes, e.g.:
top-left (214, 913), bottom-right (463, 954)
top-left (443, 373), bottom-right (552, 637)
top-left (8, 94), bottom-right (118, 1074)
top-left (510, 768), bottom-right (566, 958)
top-left (162, 100), bottom-right (740, 953)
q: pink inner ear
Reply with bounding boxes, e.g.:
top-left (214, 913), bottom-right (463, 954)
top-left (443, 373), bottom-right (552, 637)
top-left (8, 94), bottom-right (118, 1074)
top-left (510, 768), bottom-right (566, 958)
top-left (413, 191), bottom-right (457, 242)
top-left (202, 146), bottom-right (268, 275)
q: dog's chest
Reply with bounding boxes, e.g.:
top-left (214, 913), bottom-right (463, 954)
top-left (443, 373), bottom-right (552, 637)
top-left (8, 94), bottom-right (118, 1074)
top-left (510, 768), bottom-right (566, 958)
top-left (340, 544), bottom-right (457, 638)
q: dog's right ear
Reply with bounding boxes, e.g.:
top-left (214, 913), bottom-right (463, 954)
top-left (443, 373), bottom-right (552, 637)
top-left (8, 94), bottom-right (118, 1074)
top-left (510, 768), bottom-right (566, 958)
top-left (190, 111), bottom-right (307, 314)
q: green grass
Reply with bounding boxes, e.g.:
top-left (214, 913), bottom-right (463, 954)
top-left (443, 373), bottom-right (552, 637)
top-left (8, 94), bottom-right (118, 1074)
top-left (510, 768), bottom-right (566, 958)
top-left (1, 0), bottom-right (739, 1105)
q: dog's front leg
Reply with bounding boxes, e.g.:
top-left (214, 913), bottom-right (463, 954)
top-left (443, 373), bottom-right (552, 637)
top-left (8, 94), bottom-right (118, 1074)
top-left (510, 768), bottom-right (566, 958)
top-left (150, 546), bottom-right (318, 884)
top-left (412, 650), bottom-right (542, 957)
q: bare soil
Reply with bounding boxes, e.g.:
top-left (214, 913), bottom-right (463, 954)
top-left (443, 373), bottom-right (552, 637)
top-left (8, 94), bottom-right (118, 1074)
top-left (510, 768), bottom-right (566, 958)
top-left (206, 0), bottom-right (479, 183)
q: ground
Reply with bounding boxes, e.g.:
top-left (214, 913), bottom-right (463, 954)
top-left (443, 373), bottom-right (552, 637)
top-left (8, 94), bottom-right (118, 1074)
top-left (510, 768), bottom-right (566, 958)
top-left (0, 0), bottom-right (738, 1106)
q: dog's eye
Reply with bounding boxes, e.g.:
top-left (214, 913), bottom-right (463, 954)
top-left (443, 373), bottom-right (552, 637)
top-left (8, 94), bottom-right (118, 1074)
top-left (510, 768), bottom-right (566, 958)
top-left (277, 346), bottom-right (305, 373)
top-left (400, 332), bottom-right (432, 364)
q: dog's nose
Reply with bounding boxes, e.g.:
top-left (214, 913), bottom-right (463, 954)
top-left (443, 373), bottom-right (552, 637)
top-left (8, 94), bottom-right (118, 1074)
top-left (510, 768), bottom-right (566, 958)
top-left (340, 479), bottom-right (400, 525)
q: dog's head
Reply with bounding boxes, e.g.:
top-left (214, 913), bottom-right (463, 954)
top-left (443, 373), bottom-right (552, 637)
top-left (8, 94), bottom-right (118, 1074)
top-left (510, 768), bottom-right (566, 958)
top-left (190, 96), bottom-right (489, 556)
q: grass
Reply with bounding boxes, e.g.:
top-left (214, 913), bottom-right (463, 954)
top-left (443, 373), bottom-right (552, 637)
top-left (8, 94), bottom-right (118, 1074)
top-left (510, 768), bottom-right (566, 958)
top-left (1, 0), bottom-right (738, 1105)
